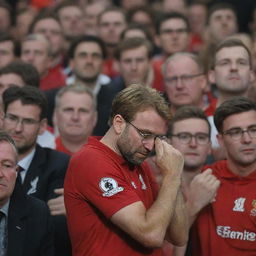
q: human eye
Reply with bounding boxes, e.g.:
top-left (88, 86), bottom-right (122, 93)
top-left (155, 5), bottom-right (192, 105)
top-left (196, 133), bottom-right (209, 143)
top-left (237, 59), bottom-right (249, 66)
top-left (216, 59), bottom-right (230, 67)
top-left (6, 114), bottom-right (18, 122)
top-left (2, 161), bottom-right (14, 169)
top-left (165, 76), bottom-right (177, 85)
top-left (226, 128), bottom-right (241, 137)
top-left (178, 132), bottom-right (190, 140)
top-left (23, 118), bottom-right (38, 125)
top-left (248, 125), bottom-right (256, 136)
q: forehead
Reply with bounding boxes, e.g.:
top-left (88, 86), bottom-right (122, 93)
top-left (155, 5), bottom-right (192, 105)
top-left (59, 6), bottom-right (82, 16)
top-left (120, 45), bottom-right (148, 58)
top-left (6, 100), bottom-right (41, 118)
top-left (0, 40), bottom-right (13, 49)
top-left (161, 18), bottom-right (187, 29)
top-left (215, 46), bottom-right (249, 61)
top-left (210, 9), bottom-right (236, 20)
top-left (124, 29), bottom-right (147, 39)
top-left (22, 40), bottom-right (48, 51)
top-left (59, 91), bottom-right (93, 107)
top-left (172, 118), bottom-right (209, 133)
top-left (166, 56), bottom-right (199, 73)
top-left (75, 42), bottom-right (102, 54)
top-left (0, 141), bottom-right (16, 161)
top-left (34, 18), bottom-right (61, 30)
top-left (100, 11), bottom-right (125, 22)
top-left (223, 110), bottom-right (256, 130)
top-left (0, 73), bottom-right (24, 85)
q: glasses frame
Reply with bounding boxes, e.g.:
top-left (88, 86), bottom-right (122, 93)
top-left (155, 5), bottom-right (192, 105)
top-left (126, 121), bottom-right (167, 141)
top-left (4, 113), bottom-right (41, 126)
top-left (222, 125), bottom-right (256, 140)
top-left (165, 73), bottom-right (204, 87)
top-left (171, 132), bottom-right (210, 145)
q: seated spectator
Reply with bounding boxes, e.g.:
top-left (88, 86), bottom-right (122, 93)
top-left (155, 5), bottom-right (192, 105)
top-left (0, 131), bottom-right (54, 256)
top-left (54, 84), bottom-right (97, 155)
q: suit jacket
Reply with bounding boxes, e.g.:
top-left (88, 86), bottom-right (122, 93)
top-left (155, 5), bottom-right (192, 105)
top-left (21, 144), bottom-right (71, 256)
top-left (8, 182), bottom-right (54, 256)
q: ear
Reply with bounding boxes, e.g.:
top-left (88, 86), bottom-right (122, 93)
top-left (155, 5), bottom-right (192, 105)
top-left (208, 69), bottom-right (216, 85)
top-left (250, 70), bottom-right (255, 83)
top-left (38, 118), bottom-right (47, 135)
top-left (216, 133), bottom-right (224, 148)
top-left (92, 110), bottom-right (98, 129)
top-left (112, 114), bottom-right (126, 135)
top-left (199, 74), bottom-right (207, 92)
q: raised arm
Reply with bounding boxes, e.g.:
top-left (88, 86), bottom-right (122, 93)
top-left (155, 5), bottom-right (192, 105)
top-left (111, 138), bottom-right (187, 248)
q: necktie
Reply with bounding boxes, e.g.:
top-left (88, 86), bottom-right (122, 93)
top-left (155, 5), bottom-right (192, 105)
top-left (0, 211), bottom-right (7, 256)
top-left (17, 166), bottom-right (25, 184)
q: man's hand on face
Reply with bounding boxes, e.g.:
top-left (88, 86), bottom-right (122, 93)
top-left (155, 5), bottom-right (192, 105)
top-left (154, 138), bottom-right (184, 178)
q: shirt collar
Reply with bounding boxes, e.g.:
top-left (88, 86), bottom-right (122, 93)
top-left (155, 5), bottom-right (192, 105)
top-left (18, 148), bottom-right (36, 172)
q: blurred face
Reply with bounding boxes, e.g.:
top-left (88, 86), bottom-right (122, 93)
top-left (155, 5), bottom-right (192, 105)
top-left (158, 18), bottom-right (189, 55)
top-left (55, 91), bottom-right (97, 140)
top-left (164, 56), bottom-right (206, 110)
top-left (119, 45), bottom-right (150, 85)
top-left (210, 46), bottom-right (253, 95)
top-left (84, 3), bottom-right (105, 35)
top-left (3, 100), bottom-right (46, 156)
top-left (217, 110), bottom-right (256, 176)
top-left (0, 73), bottom-right (24, 98)
top-left (0, 141), bottom-right (17, 207)
top-left (0, 41), bottom-right (15, 68)
top-left (170, 118), bottom-right (210, 171)
top-left (209, 9), bottom-right (237, 42)
top-left (70, 42), bottom-right (103, 83)
top-left (116, 108), bottom-right (168, 165)
top-left (0, 7), bottom-right (11, 33)
top-left (16, 11), bottom-right (35, 40)
top-left (33, 18), bottom-right (64, 57)
top-left (98, 11), bottom-right (126, 46)
top-left (21, 40), bottom-right (51, 77)
top-left (123, 29), bottom-right (147, 39)
top-left (131, 11), bottom-right (155, 36)
top-left (188, 4), bottom-right (207, 34)
top-left (58, 6), bottom-right (85, 37)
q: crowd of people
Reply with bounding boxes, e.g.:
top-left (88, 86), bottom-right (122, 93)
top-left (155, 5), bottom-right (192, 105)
top-left (0, 0), bottom-right (256, 255)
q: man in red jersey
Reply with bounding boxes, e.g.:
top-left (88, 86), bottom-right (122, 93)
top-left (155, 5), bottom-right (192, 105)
top-left (187, 97), bottom-right (256, 256)
top-left (64, 84), bottom-right (188, 255)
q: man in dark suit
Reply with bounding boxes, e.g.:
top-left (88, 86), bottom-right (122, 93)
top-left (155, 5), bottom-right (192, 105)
top-left (0, 131), bottom-right (54, 256)
top-left (2, 86), bottom-right (71, 255)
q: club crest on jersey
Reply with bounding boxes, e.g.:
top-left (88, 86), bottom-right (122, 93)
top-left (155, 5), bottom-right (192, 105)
top-left (233, 197), bottom-right (246, 212)
top-left (99, 177), bottom-right (124, 197)
top-left (250, 200), bottom-right (256, 216)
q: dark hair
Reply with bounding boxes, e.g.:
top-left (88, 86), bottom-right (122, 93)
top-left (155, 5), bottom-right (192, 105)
top-left (55, 0), bottom-right (81, 14)
top-left (214, 97), bottom-right (256, 133)
top-left (29, 11), bottom-right (61, 34)
top-left (0, 33), bottom-right (20, 57)
top-left (156, 12), bottom-right (190, 35)
top-left (110, 84), bottom-right (171, 125)
top-left (120, 23), bottom-right (153, 42)
top-left (211, 38), bottom-right (252, 69)
top-left (208, 2), bottom-right (237, 25)
top-left (0, 0), bottom-right (13, 26)
top-left (98, 6), bottom-right (127, 25)
top-left (114, 37), bottom-right (153, 60)
top-left (2, 86), bottom-right (48, 120)
top-left (168, 106), bottom-right (211, 137)
top-left (0, 61), bottom-right (40, 88)
top-left (68, 35), bottom-right (106, 60)
top-left (127, 6), bottom-right (155, 25)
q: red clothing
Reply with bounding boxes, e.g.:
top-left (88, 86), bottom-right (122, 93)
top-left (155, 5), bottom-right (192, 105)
top-left (40, 64), bottom-right (66, 91)
top-left (191, 160), bottom-right (256, 256)
top-left (102, 59), bottom-right (120, 79)
top-left (204, 95), bottom-right (217, 117)
top-left (152, 59), bottom-right (165, 92)
top-left (64, 137), bottom-right (163, 256)
top-left (55, 137), bottom-right (72, 156)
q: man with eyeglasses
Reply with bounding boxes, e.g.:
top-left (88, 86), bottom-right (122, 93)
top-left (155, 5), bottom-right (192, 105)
top-left (162, 52), bottom-right (208, 114)
top-left (207, 38), bottom-right (255, 160)
top-left (1, 86), bottom-right (71, 256)
top-left (187, 97), bottom-right (256, 256)
top-left (64, 84), bottom-right (188, 255)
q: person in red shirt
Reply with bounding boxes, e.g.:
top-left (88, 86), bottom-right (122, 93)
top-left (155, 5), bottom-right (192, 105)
top-left (54, 84), bottom-right (97, 155)
top-left (64, 84), bottom-right (188, 255)
top-left (186, 97), bottom-right (256, 256)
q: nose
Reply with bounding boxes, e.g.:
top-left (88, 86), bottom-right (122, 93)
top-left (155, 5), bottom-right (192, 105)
top-left (241, 130), bottom-right (252, 143)
top-left (71, 111), bottom-right (79, 121)
top-left (131, 60), bottom-right (138, 70)
top-left (189, 136), bottom-right (197, 147)
top-left (230, 61), bottom-right (238, 71)
top-left (14, 120), bottom-right (24, 132)
top-left (176, 77), bottom-right (185, 89)
top-left (142, 138), bottom-right (155, 152)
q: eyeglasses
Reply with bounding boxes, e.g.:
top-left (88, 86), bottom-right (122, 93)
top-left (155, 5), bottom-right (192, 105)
top-left (127, 121), bottom-right (167, 141)
top-left (165, 73), bottom-right (203, 87)
top-left (171, 132), bottom-right (210, 145)
top-left (4, 113), bottom-right (40, 126)
top-left (222, 125), bottom-right (256, 140)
